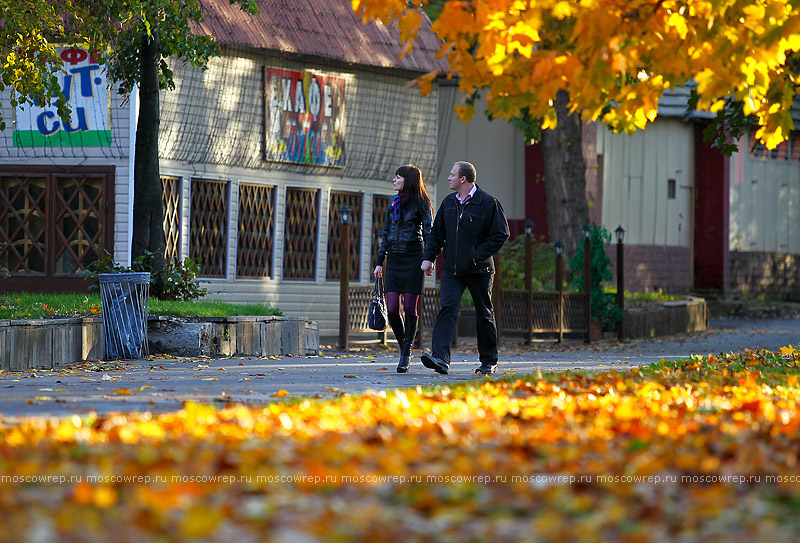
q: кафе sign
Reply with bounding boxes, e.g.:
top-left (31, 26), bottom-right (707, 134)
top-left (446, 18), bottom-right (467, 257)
top-left (263, 67), bottom-right (346, 167)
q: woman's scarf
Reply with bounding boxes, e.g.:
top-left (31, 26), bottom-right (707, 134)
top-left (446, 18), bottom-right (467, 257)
top-left (389, 192), bottom-right (404, 223)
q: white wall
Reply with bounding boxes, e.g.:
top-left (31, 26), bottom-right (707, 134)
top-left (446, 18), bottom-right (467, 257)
top-left (599, 119), bottom-right (695, 247)
top-left (436, 93), bottom-right (526, 219)
top-left (730, 136), bottom-right (800, 254)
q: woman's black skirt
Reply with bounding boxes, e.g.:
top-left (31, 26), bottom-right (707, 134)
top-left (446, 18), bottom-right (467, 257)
top-left (384, 250), bottom-right (425, 294)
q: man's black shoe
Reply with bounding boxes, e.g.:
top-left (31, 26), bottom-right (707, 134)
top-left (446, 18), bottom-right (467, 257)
top-left (420, 354), bottom-right (449, 375)
top-left (475, 363), bottom-right (497, 375)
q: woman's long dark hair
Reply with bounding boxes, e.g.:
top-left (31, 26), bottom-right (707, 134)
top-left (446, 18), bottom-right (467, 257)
top-left (396, 165), bottom-right (432, 213)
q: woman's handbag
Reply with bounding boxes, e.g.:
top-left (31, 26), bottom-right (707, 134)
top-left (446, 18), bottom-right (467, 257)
top-left (367, 277), bottom-right (388, 331)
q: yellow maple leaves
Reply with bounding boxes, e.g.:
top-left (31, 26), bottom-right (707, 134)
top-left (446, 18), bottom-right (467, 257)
top-left (2, 346), bottom-right (800, 539)
top-left (353, 0), bottom-right (800, 147)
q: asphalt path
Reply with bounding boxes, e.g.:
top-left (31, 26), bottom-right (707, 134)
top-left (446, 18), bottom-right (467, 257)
top-left (0, 317), bottom-right (798, 420)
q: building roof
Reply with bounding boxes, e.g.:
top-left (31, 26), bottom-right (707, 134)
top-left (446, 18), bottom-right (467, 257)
top-left (657, 84), bottom-right (713, 120)
top-left (198, 0), bottom-right (448, 74)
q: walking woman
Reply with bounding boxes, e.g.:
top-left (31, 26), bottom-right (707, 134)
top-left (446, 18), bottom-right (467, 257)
top-left (374, 165), bottom-right (433, 373)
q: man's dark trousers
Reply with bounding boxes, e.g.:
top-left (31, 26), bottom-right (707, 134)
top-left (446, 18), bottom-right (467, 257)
top-left (430, 271), bottom-right (498, 366)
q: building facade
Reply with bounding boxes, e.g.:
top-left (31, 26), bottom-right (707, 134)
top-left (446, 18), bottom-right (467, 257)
top-left (0, 0), bottom-right (453, 336)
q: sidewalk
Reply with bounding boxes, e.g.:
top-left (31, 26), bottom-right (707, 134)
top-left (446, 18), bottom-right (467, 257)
top-left (0, 317), bottom-right (797, 420)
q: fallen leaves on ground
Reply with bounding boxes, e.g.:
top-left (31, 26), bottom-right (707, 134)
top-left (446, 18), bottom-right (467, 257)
top-left (2, 348), bottom-right (800, 541)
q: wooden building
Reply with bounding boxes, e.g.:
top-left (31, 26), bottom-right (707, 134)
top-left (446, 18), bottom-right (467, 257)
top-left (4, 0), bottom-right (797, 340)
top-left (521, 87), bottom-right (800, 300)
top-left (0, 0), bottom-right (452, 336)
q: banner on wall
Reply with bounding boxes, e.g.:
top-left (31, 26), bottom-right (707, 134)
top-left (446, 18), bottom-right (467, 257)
top-left (13, 46), bottom-right (111, 147)
top-left (263, 67), bottom-right (346, 167)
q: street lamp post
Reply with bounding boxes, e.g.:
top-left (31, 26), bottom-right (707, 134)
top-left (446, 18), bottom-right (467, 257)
top-left (492, 253), bottom-right (502, 341)
top-left (583, 224), bottom-right (592, 344)
top-left (338, 205), bottom-right (352, 350)
top-left (555, 240), bottom-right (564, 344)
top-left (615, 225), bottom-right (625, 342)
top-left (523, 219), bottom-right (533, 345)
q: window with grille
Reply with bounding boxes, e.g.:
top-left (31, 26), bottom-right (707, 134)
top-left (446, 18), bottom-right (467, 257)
top-left (749, 129), bottom-right (798, 162)
top-left (371, 194), bottom-right (390, 268)
top-left (327, 191), bottom-right (363, 281)
top-left (190, 178), bottom-right (229, 278)
top-left (161, 176), bottom-right (181, 262)
top-left (0, 168), bottom-right (113, 289)
top-left (53, 174), bottom-right (106, 274)
top-left (237, 183), bottom-right (276, 279)
top-left (283, 187), bottom-right (320, 280)
top-left (1, 174), bottom-right (48, 274)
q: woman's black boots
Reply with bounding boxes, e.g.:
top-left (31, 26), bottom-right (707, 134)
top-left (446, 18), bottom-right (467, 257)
top-left (388, 314), bottom-right (407, 371)
top-left (398, 315), bottom-right (418, 373)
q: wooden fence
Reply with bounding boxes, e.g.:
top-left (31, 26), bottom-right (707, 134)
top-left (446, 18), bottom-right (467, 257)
top-left (347, 285), bottom-right (588, 345)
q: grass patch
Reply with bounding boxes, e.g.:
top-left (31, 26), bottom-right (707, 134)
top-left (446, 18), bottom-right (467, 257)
top-left (639, 346), bottom-right (800, 385)
top-left (0, 292), bottom-right (281, 319)
top-left (624, 288), bottom-right (686, 303)
top-left (148, 299), bottom-right (281, 318)
top-left (0, 292), bottom-right (102, 319)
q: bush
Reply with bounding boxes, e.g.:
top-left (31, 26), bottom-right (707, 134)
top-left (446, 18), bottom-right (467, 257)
top-left (0, 241), bottom-right (9, 279)
top-left (496, 235), bottom-right (556, 291)
top-left (84, 251), bottom-right (207, 302)
top-left (133, 251), bottom-right (207, 302)
top-left (569, 225), bottom-right (623, 331)
top-left (460, 235), bottom-right (556, 307)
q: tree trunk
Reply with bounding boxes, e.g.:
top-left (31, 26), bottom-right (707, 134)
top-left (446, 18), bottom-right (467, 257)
top-left (541, 89), bottom-right (589, 273)
top-left (131, 32), bottom-right (166, 272)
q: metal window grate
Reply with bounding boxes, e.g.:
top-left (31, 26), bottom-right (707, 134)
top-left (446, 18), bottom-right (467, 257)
top-left (0, 174), bottom-right (48, 274)
top-left (750, 128), bottom-right (796, 162)
top-left (0, 168), bottom-right (113, 290)
top-left (283, 187), bottom-right (319, 280)
top-left (237, 183), bottom-right (276, 279)
top-left (53, 174), bottom-right (106, 275)
top-left (190, 178), bottom-right (229, 278)
top-left (161, 176), bottom-right (181, 262)
top-left (371, 194), bottom-right (389, 267)
top-left (327, 191), bottom-right (363, 281)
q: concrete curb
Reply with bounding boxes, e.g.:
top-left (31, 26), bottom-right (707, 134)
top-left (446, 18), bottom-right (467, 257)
top-left (623, 296), bottom-right (707, 339)
top-left (0, 316), bottom-right (319, 370)
top-left (148, 316), bottom-right (319, 358)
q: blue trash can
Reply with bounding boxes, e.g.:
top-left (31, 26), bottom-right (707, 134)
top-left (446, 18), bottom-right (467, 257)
top-left (99, 272), bottom-right (150, 359)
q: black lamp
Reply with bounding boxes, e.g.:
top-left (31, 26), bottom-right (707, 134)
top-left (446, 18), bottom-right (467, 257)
top-left (583, 223), bottom-right (591, 240)
top-left (339, 205), bottom-right (352, 226)
top-left (555, 240), bottom-right (563, 256)
top-left (523, 219), bottom-right (534, 238)
top-left (615, 225), bottom-right (625, 244)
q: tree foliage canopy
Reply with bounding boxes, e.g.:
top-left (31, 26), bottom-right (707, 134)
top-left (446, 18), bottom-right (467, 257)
top-left (74, 0), bottom-right (258, 93)
top-left (353, 0), bottom-right (800, 149)
top-left (0, 0), bottom-right (259, 123)
top-left (0, 0), bottom-right (90, 129)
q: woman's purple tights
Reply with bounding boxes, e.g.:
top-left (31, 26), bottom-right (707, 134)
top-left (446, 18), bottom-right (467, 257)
top-left (386, 292), bottom-right (420, 318)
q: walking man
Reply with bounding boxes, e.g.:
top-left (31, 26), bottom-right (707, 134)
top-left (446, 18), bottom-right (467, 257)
top-left (420, 161), bottom-right (509, 375)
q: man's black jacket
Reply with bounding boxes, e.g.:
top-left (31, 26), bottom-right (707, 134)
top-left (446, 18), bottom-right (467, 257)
top-left (423, 186), bottom-right (509, 275)
top-left (376, 194), bottom-right (433, 262)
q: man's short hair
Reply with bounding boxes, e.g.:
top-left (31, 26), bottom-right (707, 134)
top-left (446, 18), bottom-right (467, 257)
top-left (455, 161), bottom-right (476, 184)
